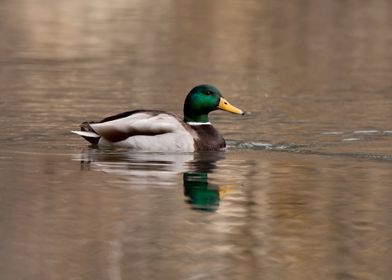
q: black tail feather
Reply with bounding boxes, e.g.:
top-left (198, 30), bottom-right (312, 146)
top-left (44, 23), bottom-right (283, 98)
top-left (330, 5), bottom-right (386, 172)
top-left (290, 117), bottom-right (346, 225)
top-left (80, 122), bottom-right (100, 145)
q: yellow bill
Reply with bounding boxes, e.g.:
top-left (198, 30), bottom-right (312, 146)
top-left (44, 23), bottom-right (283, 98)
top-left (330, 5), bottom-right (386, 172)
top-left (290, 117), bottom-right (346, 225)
top-left (217, 97), bottom-right (244, 115)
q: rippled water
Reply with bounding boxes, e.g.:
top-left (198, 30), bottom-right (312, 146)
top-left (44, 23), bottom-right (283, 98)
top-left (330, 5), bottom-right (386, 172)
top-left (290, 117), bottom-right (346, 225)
top-left (1, 1), bottom-right (392, 279)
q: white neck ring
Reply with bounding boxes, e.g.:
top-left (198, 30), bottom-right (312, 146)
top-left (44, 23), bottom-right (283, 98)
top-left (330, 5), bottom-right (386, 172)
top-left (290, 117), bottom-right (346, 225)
top-left (186, 121), bottom-right (211, 126)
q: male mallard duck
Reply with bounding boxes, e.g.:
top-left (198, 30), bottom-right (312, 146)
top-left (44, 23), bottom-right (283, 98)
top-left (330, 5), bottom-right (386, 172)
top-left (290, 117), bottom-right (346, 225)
top-left (71, 84), bottom-right (244, 152)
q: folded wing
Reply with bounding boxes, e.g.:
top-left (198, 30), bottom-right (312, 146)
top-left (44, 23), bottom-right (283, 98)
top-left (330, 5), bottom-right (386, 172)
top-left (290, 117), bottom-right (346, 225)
top-left (89, 111), bottom-right (182, 142)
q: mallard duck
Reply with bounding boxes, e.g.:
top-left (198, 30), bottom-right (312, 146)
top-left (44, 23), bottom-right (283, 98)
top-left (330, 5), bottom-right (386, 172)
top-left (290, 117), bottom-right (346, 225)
top-left (71, 84), bottom-right (244, 152)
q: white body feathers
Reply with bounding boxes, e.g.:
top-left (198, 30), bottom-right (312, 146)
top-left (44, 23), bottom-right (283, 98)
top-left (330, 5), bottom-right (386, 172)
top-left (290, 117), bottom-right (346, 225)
top-left (72, 112), bottom-right (196, 152)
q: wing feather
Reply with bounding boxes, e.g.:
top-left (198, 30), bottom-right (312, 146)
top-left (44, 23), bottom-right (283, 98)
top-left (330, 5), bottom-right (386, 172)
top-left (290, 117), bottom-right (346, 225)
top-left (89, 112), bottom-right (182, 142)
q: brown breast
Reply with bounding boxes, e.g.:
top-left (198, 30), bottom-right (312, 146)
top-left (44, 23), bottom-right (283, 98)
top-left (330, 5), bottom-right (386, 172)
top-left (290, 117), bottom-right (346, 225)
top-left (190, 125), bottom-right (226, 151)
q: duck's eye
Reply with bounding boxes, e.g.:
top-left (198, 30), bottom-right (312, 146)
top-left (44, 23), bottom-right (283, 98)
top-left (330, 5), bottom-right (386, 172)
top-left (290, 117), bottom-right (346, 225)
top-left (205, 90), bottom-right (212, 95)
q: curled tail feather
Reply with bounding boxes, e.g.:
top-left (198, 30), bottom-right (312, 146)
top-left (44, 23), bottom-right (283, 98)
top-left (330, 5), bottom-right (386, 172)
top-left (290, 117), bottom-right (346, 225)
top-left (71, 122), bottom-right (100, 145)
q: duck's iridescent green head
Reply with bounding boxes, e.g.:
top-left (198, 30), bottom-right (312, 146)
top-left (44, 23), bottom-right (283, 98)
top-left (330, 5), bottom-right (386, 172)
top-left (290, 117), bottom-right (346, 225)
top-left (183, 84), bottom-right (243, 123)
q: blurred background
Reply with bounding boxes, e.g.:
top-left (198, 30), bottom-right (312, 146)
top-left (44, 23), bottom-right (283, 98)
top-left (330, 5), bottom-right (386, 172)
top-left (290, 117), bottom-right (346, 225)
top-left (0, 1), bottom-right (392, 279)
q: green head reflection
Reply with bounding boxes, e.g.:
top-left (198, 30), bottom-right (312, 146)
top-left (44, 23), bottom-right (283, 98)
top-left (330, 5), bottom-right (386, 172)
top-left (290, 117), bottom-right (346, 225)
top-left (183, 172), bottom-right (221, 212)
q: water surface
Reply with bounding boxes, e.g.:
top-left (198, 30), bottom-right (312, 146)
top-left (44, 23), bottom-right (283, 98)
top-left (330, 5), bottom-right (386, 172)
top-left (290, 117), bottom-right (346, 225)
top-left (1, 1), bottom-right (392, 279)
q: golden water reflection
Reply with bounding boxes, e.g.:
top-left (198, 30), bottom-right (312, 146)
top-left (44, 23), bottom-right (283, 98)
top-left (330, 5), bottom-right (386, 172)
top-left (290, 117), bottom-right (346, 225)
top-left (0, 148), bottom-right (392, 279)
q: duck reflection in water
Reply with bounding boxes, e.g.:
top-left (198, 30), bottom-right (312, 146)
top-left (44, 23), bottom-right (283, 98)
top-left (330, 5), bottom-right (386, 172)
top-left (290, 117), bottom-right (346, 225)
top-left (183, 152), bottom-right (229, 212)
top-left (75, 148), bottom-right (235, 212)
top-left (183, 172), bottom-right (222, 212)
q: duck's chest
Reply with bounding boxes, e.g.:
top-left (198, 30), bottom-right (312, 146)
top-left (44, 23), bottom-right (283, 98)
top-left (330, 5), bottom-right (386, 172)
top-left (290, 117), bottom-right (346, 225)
top-left (190, 125), bottom-right (226, 151)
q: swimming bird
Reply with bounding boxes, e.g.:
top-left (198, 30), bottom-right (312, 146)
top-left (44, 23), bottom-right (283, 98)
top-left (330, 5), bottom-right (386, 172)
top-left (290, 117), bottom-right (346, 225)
top-left (71, 84), bottom-right (244, 152)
